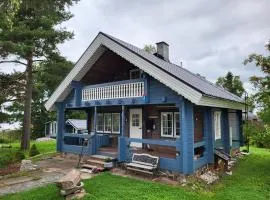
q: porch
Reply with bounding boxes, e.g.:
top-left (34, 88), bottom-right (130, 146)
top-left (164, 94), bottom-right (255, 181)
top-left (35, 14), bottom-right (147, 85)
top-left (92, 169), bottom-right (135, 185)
top-left (57, 95), bottom-right (214, 174)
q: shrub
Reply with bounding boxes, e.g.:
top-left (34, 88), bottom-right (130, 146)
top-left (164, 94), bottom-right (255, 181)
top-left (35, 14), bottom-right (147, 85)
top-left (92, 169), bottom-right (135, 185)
top-left (29, 144), bottom-right (40, 157)
top-left (0, 153), bottom-right (13, 168)
top-left (14, 150), bottom-right (25, 161)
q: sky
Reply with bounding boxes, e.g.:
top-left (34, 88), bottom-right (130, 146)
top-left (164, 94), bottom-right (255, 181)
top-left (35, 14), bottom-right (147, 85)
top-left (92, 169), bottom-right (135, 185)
top-left (0, 0), bottom-right (269, 128)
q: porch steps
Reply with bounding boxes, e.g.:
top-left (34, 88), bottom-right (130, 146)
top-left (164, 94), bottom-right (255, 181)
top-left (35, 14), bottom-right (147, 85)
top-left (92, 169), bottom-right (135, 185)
top-left (81, 164), bottom-right (104, 171)
top-left (85, 159), bottom-right (105, 168)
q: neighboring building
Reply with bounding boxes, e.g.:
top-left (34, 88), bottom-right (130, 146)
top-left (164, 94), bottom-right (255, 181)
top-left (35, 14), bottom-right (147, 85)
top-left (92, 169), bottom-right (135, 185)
top-left (65, 119), bottom-right (87, 134)
top-left (45, 119), bottom-right (87, 138)
top-left (45, 32), bottom-right (244, 174)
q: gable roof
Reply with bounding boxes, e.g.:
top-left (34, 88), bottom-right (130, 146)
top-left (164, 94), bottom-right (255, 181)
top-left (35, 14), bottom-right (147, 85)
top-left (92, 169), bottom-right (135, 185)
top-left (66, 119), bottom-right (87, 130)
top-left (45, 32), bottom-right (244, 111)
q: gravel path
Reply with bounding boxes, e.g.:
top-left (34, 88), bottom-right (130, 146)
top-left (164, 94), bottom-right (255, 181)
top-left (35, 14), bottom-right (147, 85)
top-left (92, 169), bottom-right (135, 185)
top-left (0, 156), bottom-right (92, 196)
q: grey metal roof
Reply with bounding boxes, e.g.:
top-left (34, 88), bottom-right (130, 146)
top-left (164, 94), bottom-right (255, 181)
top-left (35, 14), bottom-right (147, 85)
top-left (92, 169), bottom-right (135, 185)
top-left (66, 119), bottom-right (87, 130)
top-left (101, 32), bottom-right (243, 103)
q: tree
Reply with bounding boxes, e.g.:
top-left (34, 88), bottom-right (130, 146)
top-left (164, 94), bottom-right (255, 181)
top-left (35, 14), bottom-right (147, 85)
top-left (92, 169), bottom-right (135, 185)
top-left (244, 40), bottom-right (270, 124)
top-left (216, 71), bottom-right (245, 97)
top-left (5, 54), bottom-right (73, 138)
top-left (0, 0), bottom-right (78, 149)
top-left (143, 44), bottom-right (156, 54)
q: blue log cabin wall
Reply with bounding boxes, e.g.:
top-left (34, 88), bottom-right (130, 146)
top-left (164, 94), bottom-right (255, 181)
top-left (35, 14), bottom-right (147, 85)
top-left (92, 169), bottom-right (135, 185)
top-left (56, 72), bottom-right (242, 174)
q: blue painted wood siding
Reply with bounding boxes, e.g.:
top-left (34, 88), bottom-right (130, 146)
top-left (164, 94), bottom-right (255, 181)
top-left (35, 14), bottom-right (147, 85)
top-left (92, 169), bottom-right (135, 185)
top-left (63, 76), bottom-right (182, 109)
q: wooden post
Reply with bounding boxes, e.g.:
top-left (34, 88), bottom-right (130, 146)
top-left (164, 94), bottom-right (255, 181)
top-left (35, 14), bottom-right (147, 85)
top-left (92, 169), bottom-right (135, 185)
top-left (121, 105), bottom-right (125, 137)
top-left (222, 108), bottom-right (230, 154)
top-left (56, 102), bottom-right (65, 152)
top-left (180, 99), bottom-right (194, 174)
top-left (204, 107), bottom-right (214, 164)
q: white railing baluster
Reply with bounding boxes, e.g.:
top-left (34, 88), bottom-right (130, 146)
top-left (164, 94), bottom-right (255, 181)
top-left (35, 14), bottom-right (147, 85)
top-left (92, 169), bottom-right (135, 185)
top-left (82, 81), bottom-right (145, 101)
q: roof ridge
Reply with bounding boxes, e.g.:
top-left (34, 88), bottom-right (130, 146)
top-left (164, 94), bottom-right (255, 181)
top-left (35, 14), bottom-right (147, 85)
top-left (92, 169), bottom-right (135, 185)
top-left (100, 32), bottom-right (243, 103)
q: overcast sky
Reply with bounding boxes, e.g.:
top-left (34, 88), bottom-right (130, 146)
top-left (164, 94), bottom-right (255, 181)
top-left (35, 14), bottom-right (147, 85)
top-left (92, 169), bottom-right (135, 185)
top-left (1, 0), bottom-right (270, 94)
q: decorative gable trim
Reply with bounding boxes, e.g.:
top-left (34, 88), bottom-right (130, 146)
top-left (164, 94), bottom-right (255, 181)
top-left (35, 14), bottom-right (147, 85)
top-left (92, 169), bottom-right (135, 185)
top-left (45, 33), bottom-right (202, 111)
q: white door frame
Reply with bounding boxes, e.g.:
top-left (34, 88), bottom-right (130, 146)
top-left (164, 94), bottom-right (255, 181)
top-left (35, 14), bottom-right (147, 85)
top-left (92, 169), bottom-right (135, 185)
top-left (129, 108), bottom-right (143, 148)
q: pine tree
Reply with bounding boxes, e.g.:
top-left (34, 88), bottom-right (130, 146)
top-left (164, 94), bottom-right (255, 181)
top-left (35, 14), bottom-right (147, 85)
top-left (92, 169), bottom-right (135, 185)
top-left (0, 0), bottom-right (78, 149)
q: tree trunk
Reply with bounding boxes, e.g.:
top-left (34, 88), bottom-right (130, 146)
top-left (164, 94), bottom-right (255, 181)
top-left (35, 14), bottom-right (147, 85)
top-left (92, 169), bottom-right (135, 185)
top-left (21, 56), bottom-right (33, 150)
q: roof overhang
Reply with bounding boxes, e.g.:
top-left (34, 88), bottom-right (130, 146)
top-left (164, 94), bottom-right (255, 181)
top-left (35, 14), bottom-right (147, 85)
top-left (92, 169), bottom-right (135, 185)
top-left (45, 33), bottom-right (243, 111)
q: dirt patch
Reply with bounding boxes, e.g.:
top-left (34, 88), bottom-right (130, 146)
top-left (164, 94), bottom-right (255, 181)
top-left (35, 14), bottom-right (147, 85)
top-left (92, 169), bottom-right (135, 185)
top-left (0, 164), bottom-right (20, 176)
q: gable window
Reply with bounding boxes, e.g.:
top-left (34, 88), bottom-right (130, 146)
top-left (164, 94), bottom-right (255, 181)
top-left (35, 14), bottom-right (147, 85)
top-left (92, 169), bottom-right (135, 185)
top-left (214, 111), bottom-right (221, 140)
top-left (161, 112), bottom-right (180, 138)
top-left (130, 69), bottom-right (141, 79)
top-left (96, 113), bottom-right (120, 134)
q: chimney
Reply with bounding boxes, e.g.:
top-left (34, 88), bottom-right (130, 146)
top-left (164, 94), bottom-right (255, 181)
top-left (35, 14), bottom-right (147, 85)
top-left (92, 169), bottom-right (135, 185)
top-left (156, 41), bottom-right (169, 62)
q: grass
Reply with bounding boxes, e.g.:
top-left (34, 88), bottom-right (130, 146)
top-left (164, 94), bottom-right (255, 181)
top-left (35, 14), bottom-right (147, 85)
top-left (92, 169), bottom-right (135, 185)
top-left (2, 146), bottom-right (270, 200)
top-left (0, 140), bottom-right (56, 168)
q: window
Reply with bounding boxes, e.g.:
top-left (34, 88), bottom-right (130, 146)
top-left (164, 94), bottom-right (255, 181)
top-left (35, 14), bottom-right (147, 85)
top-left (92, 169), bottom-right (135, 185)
top-left (104, 113), bottom-right (112, 133)
top-left (112, 113), bottom-right (120, 133)
top-left (97, 113), bottom-right (104, 132)
top-left (161, 112), bottom-right (180, 138)
top-left (131, 114), bottom-right (140, 127)
top-left (214, 111), bottom-right (221, 140)
top-left (96, 113), bottom-right (120, 134)
top-left (130, 69), bottom-right (141, 79)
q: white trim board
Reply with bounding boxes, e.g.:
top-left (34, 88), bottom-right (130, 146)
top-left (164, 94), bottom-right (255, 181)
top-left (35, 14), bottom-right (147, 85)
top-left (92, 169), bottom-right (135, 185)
top-left (45, 33), bottom-right (243, 111)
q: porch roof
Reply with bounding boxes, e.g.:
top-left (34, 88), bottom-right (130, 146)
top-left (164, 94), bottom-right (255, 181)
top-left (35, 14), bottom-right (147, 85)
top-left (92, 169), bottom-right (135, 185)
top-left (45, 32), bottom-right (244, 111)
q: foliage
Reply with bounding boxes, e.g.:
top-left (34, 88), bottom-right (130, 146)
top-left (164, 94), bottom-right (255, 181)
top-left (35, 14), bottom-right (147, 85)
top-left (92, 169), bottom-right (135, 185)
top-left (244, 40), bottom-right (270, 125)
top-left (14, 150), bottom-right (25, 161)
top-left (143, 44), bottom-right (156, 54)
top-left (243, 121), bottom-right (270, 148)
top-left (104, 157), bottom-right (112, 163)
top-left (0, 0), bottom-right (78, 149)
top-left (216, 71), bottom-right (245, 97)
top-left (29, 144), bottom-right (40, 157)
top-left (3, 148), bottom-right (270, 200)
top-left (0, 129), bottom-right (22, 143)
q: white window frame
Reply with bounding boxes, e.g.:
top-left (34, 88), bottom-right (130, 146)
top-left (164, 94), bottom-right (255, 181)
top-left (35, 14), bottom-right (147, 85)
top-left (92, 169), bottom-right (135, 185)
top-left (104, 113), bottom-right (112, 133)
top-left (214, 111), bottom-right (221, 140)
top-left (112, 113), bottom-right (120, 134)
top-left (161, 112), bottom-right (174, 138)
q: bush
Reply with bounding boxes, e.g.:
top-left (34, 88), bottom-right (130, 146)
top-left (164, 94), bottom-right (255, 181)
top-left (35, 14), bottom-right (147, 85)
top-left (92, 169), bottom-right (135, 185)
top-left (14, 150), bottom-right (25, 161)
top-left (0, 153), bottom-right (13, 168)
top-left (29, 144), bottom-right (40, 157)
top-left (244, 122), bottom-right (270, 148)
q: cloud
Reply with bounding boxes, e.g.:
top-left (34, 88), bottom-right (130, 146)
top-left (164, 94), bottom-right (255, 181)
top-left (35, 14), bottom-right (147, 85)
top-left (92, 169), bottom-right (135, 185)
top-left (1, 0), bottom-right (269, 94)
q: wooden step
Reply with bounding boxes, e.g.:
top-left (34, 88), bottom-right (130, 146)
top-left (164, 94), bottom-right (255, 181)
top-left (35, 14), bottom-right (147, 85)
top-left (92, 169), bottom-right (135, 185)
top-left (89, 155), bottom-right (114, 162)
top-left (81, 164), bottom-right (104, 171)
top-left (86, 159), bottom-right (105, 168)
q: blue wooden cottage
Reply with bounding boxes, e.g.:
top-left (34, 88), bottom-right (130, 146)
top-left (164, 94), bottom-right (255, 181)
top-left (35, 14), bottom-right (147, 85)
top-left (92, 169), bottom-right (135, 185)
top-left (45, 32), bottom-right (244, 174)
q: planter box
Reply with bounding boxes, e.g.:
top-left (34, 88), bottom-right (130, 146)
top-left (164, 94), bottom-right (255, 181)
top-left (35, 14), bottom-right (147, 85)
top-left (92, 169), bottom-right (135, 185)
top-left (104, 162), bottom-right (113, 168)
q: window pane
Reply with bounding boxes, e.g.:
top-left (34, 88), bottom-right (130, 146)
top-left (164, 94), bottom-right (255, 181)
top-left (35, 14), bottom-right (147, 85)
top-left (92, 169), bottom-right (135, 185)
top-left (112, 113), bottom-right (120, 133)
top-left (132, 114), bottom-right (140, 127)
top-left (174, 113), bottom-right (180, 137)
top-left (214, 112), bottom-right (221, 139)
top-left (97, 113), bottom-right (104, 132)
top-left (161, 112), bottom-right (173, 137)
top-left (104, 113), bottom-right (112, 132)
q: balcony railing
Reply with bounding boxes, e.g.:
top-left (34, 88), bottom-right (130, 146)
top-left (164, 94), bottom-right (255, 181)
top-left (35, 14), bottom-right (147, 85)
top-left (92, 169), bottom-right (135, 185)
top-left (82, 79), bottom-right (145, 101)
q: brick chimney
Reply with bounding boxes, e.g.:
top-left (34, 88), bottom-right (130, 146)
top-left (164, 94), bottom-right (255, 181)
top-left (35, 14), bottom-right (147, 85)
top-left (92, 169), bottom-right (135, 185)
top-left (156, 41), bottom-right (169, 62)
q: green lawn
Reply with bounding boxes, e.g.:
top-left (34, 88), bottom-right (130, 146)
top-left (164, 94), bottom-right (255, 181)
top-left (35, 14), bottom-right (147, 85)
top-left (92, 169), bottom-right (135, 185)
top-left (0, 140), bottom-right (56, 168)
top-left (2, 147), bottom-right (270, 200)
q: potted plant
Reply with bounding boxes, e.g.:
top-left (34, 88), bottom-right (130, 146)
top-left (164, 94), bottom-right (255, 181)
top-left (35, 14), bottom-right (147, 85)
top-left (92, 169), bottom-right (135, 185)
top-left (104, 157), bottom-right (113, 168)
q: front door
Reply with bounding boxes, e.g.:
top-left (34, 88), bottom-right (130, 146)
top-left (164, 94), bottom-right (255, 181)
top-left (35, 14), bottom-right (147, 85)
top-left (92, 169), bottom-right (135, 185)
top-left (129, 108), bottom-right (142, 148)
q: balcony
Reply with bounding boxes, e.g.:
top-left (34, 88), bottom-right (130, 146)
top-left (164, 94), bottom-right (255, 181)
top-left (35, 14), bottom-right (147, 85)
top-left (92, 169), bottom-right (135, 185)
top-left (82, 79), bottom-right (145, 101)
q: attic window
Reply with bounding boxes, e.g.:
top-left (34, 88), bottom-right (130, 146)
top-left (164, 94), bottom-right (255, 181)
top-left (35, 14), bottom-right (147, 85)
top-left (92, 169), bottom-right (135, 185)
top-left (130, 69), bottom-right (142, 79)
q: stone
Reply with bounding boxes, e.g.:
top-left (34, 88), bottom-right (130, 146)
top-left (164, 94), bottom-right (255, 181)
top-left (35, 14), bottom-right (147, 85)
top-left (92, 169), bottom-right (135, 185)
top-left (199, 171), bottom-right (219, 184)
top-left (20, 160), bottom-right (37, 172)
top-left (66, 189), bottom-right (87, 200)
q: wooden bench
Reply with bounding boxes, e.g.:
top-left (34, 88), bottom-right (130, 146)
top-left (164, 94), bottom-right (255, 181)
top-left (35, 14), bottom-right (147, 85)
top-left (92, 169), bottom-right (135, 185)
top-left (126, 153), bottom-right (159, 175)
